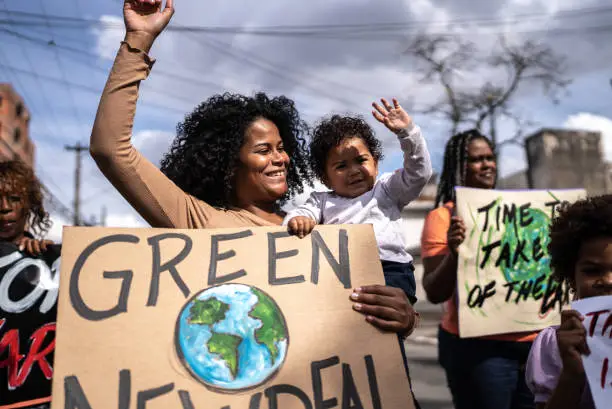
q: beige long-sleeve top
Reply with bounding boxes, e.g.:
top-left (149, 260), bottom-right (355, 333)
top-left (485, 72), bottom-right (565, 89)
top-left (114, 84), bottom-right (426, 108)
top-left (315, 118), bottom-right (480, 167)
top-left (90, 41), bottom-right (277, 229)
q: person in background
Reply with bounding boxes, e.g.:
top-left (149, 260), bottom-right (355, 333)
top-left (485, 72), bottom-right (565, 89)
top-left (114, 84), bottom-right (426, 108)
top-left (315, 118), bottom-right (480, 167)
top-left (0, 160), bottom-right (53, 254)
top-left (525, 195), bottom-right (612, 409)
top-left (0, 160), bottom-right (58, 409)
top-left (420, 129), bottom-right (535, 409)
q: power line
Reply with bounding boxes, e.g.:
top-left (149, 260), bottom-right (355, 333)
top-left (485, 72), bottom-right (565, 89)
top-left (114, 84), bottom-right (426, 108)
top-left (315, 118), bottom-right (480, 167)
top-left (0, 27), bottom-right (226, 96)
top-left (0, 61), bottom-right (190, 114)
top-left (2, 5), bottom-right (612, 35)
top-left (0, 0), bottom-right (69, 140)
top-left (38, 0), bottom-right (87, 141)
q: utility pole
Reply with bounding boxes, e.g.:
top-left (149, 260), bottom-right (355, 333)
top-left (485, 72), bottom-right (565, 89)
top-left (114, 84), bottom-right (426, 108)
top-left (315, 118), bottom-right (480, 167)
top-left (64, 142), bottom-right (88, 226)
top-left (100, 206), bottom-right (107, 227)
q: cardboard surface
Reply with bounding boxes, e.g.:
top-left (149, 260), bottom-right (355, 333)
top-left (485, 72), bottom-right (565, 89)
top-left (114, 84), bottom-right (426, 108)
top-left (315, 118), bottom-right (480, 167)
top-left (51, 225), bottom-right (414, 409)
top-left (456, 187), bottom-right (585, 338)
top-left (0, 243), bottom-right (61, 409)
top-left (572, 296), bottom-right (612, 409)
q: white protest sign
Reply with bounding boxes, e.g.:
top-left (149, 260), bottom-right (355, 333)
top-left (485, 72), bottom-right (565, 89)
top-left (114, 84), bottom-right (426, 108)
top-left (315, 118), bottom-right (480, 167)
top-left (572, 295), bottom-right (612, 409)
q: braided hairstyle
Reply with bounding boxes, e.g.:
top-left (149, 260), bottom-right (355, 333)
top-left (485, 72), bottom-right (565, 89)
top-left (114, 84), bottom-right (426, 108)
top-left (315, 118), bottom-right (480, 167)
top-left (434, 129), bottom-right (496, 208)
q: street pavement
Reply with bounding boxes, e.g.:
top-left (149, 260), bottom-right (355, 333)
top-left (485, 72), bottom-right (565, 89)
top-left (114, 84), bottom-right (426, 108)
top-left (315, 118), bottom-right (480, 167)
top-left (404, 301), bottom-right (454, 409)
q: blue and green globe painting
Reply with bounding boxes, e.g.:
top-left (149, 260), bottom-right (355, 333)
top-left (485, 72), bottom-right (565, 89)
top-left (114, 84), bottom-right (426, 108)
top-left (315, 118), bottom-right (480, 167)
top-left (176, 284), bottom-right (289, 391)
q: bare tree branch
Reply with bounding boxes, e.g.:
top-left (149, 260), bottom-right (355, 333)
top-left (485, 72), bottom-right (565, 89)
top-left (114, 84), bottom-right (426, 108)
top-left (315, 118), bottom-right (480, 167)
top-left (405, 33), bottom-right (570, 151)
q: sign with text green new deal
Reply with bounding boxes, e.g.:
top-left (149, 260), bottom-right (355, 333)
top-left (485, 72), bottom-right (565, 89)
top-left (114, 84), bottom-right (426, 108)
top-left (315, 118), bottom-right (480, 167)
top-left (51, 225), bottom-right (414, 409)
top-left (456, 187), bottom-right (585, 338)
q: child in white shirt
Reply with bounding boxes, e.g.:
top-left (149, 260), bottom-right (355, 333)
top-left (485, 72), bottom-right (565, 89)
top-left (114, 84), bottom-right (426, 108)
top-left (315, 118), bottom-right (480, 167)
top-left (283, 98), bottom-right (432, 305)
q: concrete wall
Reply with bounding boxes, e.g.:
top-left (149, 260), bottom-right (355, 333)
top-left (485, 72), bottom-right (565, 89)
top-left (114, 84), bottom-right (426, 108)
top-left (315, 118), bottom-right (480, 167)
top-left (525, 129), bottom-right (611, 196)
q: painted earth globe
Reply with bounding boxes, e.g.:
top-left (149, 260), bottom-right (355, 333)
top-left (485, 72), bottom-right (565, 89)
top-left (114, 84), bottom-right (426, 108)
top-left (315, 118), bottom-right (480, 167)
top-left (176, 283), bottom-right (289, 391)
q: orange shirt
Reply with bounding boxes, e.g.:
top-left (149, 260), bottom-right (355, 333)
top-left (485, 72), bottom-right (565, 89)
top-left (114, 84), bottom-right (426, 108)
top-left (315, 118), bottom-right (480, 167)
top-left (420, 202), bottom-right (537, 342)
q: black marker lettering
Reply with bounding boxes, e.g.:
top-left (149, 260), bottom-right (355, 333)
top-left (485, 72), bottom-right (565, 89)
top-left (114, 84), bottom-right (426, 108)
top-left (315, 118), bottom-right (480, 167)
top-left (311, 230), bottom-right (351, 289)
top-left (532, 275), bottom-right (546, 300)
top-left (520, 203), bottom-right (533, 227)
top-left (495, 242), bottom-right (512, 268)
top-left (364, 356), bottom-right (382, 409)
top-left (147, 233), bottom-right (192, 306)
top-left (312, 356), bottom-right (340, 409)
top-left (512, 240), bottom-right (529, 265)
top-left (118, 370), bottom-right (131, 409)
top-left (208, 230), bottom-right (253, 285)
top-left (266, 384), bottom-right (313, 409)
top-left (136, 383), bottom-right (174, 409)
top-left (69, 234), bottom-right (138, 321)
top-left (502, 203), bottom-right (518, 233)
top-left (545, 200), bottom-right (561, 219)
top-left (495, 205), bottom-right (501, 232)
top-left (64, 376), bottom-right (92, 409)
top-left (532, 237), bottom-right (545, 262)
top-left (268, 232), bottom-right (304, 285)
top-left (342, 363), bottom-right (364, 409)
top-left (477, 200), bottom-right (497, 232)
top-left (467, 285), bottom-right (482, 308)
top-left (178, 390), bottom-right (195, 409)
top-left (480, 240), bottom-right (501, 269)
top-left (248, 392), bottom-right (263, 409)
top-left (504, 281), bottom-right (519, 302)
top-left (515, 280), bottom-right (533, 304)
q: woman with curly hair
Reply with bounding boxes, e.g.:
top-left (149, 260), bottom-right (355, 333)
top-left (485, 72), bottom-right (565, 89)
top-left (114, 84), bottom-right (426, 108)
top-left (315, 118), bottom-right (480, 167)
top-left (525, 195), bottom-right (612, 409)
top-left (91, 0), bottom-right (419, 342)
top-left (1, 159), bottom-right (59, 409)
top-left (0, 160), bottom-right (53, 254)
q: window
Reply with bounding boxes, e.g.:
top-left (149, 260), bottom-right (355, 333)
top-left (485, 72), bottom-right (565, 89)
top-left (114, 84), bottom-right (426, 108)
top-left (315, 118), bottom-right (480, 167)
top-left (13, 127), bottom-right (21, 143)
top-left (15, 102), bottom-right (23, 118)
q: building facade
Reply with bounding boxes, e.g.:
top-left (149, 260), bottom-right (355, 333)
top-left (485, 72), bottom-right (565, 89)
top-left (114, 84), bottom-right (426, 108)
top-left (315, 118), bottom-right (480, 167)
top-left (0, 84), bottom-right (34, 166)
top-left (498, 128), bottom-right (611, 196)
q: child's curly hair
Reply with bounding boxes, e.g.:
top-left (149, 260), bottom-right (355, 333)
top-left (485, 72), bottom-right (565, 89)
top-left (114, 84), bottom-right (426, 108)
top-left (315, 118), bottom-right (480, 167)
top-left (0, 160), bottom-right (51, 236)
top-left (309, 115), bottom-right (383, 182)
top-left (548, 194), bottom-right (612, 288)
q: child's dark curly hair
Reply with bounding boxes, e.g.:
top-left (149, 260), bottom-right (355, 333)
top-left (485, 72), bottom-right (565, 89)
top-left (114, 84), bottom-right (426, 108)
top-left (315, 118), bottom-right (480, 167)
top-left (0, 160), bottom-right (51, 236)
top-left (548, 194), bottom-right (612, 288)
top-left (309, 115), bottom-right (383, 182)
top-left (160, 92), bottom-right (314, 208)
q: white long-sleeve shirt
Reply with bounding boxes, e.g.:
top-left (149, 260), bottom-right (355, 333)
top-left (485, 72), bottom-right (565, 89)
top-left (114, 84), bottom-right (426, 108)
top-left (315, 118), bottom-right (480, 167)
top-left (283, 123), bottom-right (432, 263)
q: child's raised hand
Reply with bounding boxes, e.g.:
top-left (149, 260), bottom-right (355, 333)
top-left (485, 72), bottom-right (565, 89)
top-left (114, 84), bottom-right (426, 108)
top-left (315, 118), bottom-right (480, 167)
top-left (557, 310), bottom-right (590, 376)
top-left (372, 98), bottom-right (413, 134)
top-left (287, 216), bottom-right (316, 239)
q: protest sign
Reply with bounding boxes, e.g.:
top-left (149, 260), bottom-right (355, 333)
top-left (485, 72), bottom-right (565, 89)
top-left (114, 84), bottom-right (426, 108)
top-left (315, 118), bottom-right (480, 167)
top-left (572, 295), bottom-right (612, 409)
top-left (0, 242), bottom-right (61, 409)
top-left (456, 187), bottom-right (585, 338)
top-left (51, 225), bottom-right (414, 409)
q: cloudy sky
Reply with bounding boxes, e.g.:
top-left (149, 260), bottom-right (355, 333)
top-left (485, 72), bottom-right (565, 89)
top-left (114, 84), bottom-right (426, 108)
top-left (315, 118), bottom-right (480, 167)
top-left (1, 0), bottom-right (611, 241)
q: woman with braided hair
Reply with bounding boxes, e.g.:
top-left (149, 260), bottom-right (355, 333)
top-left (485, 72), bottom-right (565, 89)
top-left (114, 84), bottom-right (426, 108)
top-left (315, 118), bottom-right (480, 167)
top-left (420, 129), bottom-right (536, 409)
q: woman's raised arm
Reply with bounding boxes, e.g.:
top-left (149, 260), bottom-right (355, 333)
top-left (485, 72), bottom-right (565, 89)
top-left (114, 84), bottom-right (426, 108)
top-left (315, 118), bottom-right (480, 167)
top-left (90, 0), bottom-right (212, 228)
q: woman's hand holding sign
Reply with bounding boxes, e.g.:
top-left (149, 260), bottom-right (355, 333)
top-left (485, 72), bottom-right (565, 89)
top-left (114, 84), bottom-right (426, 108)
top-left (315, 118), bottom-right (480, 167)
top-left (448, 216), bottom-right (466, 256)
top-left (351, 285), bottom-right (418, 336)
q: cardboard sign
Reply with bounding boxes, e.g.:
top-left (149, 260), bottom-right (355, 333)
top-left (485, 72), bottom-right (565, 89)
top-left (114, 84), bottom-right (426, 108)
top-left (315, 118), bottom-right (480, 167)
top-left (572, 296), bottom-right (612, 409)
top-left (51, 225), bottom-right (414, 409)
top-left (455, 187), bottom-right (585, 338)
top-left (0, 242), bottom-right (61, 409)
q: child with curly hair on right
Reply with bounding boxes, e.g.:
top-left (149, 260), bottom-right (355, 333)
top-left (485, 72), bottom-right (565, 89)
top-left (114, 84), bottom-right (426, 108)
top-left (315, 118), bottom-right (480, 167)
top-left (526, 194), bottom-right (612, 409)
